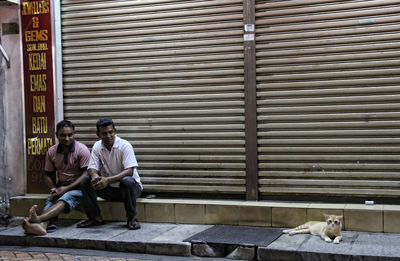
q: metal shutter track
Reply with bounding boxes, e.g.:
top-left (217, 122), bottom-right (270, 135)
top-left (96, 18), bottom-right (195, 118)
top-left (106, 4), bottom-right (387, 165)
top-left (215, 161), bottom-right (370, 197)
top-left (256, 0), bottom-right (400, 198)
top-left (61, 0), bottom-right (246, 194)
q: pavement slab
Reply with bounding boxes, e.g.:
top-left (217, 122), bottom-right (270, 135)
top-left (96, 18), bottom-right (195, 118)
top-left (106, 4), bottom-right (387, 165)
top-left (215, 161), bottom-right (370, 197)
top-left (109, 223), bottom-right (177, 242)
top-left (152, 224), bottom-right (212, 242)
top-left (259, 231), bottom-right (400, 261)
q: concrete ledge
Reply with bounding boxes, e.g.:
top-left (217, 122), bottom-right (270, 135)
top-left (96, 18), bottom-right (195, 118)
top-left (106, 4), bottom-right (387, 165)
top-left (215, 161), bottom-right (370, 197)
top-left (146, 242), bottom-right (191, 257)
top-left (9, 195), bottom-right (400, 233)
top-left (1, 221), bottom-right (400, 260)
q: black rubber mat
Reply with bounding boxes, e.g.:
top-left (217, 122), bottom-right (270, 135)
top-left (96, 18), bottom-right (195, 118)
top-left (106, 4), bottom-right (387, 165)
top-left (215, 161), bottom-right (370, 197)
top-left (184, 225), bottom-right (282, 247)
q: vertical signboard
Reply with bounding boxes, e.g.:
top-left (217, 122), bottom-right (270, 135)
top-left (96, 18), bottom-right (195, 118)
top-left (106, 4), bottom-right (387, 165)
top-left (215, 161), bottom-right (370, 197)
top-left (21, 0), bottom-right (55, 193)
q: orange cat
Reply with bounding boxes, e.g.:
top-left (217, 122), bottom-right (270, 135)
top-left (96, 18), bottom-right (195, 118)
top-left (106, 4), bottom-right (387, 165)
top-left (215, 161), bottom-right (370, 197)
top-left (283, 214), bottom-right (343, 244)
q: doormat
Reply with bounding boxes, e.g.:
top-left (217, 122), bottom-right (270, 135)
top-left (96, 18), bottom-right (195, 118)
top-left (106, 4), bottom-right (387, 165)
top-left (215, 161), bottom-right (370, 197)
top-left (184, 225), bottom-right (282, 247)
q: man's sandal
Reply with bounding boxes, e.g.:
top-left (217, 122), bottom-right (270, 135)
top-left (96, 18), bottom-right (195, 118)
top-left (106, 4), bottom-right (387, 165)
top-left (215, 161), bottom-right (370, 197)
top-left (77, 219), bottom-right (104, 228)
top-left (46, 224), bottom-right (57, 233)
top-left (127, 219), bottom-right (141, 230)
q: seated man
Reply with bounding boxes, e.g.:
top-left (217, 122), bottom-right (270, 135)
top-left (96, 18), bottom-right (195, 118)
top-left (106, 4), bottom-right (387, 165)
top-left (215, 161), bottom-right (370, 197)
top-left (77, 118), bottom-right (142, 230)
top-left (22, 120), bottom-right (90, 235)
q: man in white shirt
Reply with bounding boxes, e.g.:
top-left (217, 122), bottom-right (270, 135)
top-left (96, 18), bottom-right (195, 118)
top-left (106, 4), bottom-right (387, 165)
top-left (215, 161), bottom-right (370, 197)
top-left (77, 118), bottom-right (142, 230)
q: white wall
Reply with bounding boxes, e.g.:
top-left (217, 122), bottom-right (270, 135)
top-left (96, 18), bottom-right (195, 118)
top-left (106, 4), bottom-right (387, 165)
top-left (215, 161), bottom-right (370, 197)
top-left (0, 5), bottom-right (25, 205)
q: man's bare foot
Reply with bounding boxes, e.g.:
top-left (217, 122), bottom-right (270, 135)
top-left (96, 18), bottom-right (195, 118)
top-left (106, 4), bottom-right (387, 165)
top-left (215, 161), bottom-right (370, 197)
top-left (22, 219), bottom-right (46, 235)
top-left (28, 205), bottom-right (41, 223)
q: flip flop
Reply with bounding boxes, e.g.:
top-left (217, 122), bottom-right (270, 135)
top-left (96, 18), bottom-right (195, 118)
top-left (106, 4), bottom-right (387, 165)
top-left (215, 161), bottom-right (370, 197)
top-left (77, 219), bottom-right (104, 228)
top-left (46, 224), bottom-right (57, 233)
top-left (127, 219), bottom-right (141, 230)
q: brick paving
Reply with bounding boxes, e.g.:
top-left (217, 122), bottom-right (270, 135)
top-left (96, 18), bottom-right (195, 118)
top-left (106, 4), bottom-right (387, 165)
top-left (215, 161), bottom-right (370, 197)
top-left (0, 250), bottom-right (148, 261)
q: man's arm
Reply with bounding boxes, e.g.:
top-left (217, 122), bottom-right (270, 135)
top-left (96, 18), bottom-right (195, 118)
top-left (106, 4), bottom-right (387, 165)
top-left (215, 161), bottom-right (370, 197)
top-left (52, 167), bottom-right (88, 197)
top-left (88, 168), bottom-right (98, 179)
top-left (43, 171), bottom-right (56, 191)
top-left (44, 171), bottom-right (64, 197)
top-left (87, 145), bottom-right (101, 184)
top-left (88, 167), bottom-right (107, 189)
top-left (92, 167), bottom-right (133, 190)
top-left (105, 167), bottom-right (133, 184)
top-left (43, 150), bottom-right (57, 192)
top-left (61, 167), bottom-right (88, 190)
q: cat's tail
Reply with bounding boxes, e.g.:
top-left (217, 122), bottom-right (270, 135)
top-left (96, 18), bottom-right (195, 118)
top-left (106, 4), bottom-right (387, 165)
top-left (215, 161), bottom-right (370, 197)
top-left (282, 229), bottom-right (293, 234)
top-left (283, 222), bottom-right (312, 234)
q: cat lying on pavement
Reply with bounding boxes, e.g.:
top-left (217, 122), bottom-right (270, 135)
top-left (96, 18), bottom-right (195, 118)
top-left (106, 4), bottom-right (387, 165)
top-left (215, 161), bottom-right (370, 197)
top-left (283, 214), bottom-right (343, 244)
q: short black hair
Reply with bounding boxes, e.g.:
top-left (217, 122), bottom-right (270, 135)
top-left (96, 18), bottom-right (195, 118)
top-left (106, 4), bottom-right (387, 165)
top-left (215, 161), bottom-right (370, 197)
top-left (96, 118), bottom-right (115, 132)
top-left (56, 120), bottom-right (75, 134)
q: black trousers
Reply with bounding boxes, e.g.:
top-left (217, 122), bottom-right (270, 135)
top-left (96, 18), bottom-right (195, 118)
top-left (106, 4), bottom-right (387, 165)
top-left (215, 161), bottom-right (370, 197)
top-left (80, 175), bottom-right (142, 220)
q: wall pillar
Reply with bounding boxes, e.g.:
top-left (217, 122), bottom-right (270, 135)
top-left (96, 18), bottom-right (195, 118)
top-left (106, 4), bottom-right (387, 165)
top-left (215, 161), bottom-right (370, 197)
top-left (0, 5), bottom-right (25, 205)
top-left (243, 0), bottom-right (258, 200)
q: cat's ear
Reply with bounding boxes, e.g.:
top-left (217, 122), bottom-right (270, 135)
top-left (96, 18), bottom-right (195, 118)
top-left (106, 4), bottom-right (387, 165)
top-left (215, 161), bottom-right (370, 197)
top-left (323, 213), bottom-right (329, 220)
top-left (337, 216), bottom-right (343, 222)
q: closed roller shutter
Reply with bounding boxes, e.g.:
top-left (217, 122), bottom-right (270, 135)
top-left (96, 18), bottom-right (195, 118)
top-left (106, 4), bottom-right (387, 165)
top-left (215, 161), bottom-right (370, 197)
top-left (61, 0), bottom-right (246, 195)
top-left (256, 0), bottom-right (400, 198)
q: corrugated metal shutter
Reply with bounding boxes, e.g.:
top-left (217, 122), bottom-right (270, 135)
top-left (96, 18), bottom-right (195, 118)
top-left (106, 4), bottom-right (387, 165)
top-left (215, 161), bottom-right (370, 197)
top-left (61, 0), bottom-right (246, 195)
top-left (256, 0), bottom-right (400, 198)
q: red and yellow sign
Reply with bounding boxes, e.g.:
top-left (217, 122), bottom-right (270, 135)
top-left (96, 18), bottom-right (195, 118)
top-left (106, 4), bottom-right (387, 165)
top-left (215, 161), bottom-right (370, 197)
top-left (21, 0), bottom-right (55, 193)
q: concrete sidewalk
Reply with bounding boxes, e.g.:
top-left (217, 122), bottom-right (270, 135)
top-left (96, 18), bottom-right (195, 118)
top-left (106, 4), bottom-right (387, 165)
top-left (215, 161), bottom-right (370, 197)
top-left (0, 221), bottom-right (399, 261)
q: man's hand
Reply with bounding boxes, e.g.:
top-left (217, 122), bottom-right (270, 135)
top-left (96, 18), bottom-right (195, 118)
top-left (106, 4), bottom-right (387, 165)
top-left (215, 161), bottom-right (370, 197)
top-left (50, 186), bottom-right (68, 198)
top-left (50, 187), bottom-right (57, 196)
top-left (92, 176), bottom-right (109, 190)
top-left (90, 173), bottom-right (100, 186)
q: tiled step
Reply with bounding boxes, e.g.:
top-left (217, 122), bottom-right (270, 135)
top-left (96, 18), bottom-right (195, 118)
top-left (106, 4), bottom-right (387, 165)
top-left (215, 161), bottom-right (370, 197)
top-left (9, 195), bottom-right (400, 233)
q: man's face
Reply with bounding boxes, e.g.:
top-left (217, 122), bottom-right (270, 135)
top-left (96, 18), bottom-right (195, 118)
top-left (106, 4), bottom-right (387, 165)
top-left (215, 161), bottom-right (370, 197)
top-left (97, 125), bottom-right (116, 149)
top-left (56, 126), bottom-right (74, 147)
